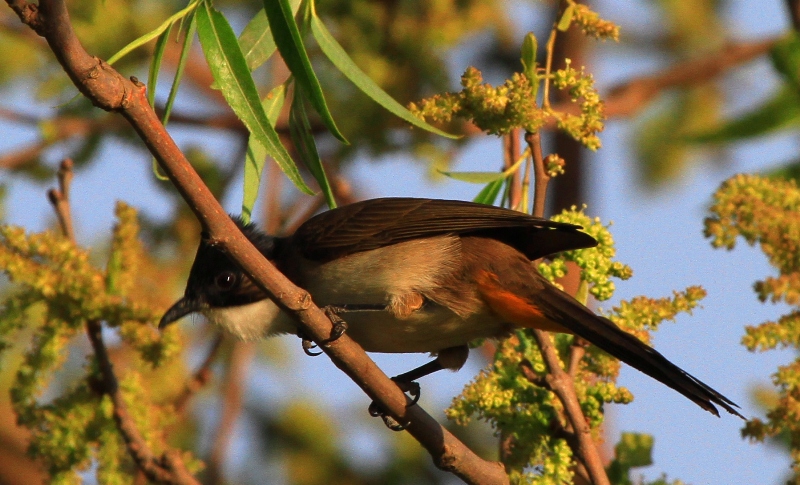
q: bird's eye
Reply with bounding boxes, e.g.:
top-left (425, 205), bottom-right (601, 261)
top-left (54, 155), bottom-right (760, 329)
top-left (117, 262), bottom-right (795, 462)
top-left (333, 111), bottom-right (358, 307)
top-left (214, 271), bottom-right (237, 291)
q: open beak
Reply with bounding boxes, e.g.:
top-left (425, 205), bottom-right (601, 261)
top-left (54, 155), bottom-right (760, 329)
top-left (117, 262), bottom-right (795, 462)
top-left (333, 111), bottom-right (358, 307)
top-left (159, 297), bottom-right (204, 330)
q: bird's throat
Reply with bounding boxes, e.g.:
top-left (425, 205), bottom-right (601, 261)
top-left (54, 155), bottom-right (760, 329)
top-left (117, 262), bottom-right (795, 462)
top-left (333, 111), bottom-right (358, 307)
top-left (203, 299), bottom-right (294, 341)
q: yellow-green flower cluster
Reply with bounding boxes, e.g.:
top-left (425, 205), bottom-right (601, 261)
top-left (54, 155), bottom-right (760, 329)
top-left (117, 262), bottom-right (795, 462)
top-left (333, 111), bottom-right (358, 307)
top-left (538, 206), bottom-right (632, 301)
top-left (0, 202), bottom-right (186, 481)
top-left (706, 173), bottom-right (800, 478)
top-left (607, 287), bottom-right (707, 344)
top-left (550, 60), bottom-right (605, 151)
top-left (410, 63), bottom-right (605, 153)
top-left (545, 154), bottom-right (566, 177)
top-left (410, 66), bottom-right (547, 135)
top-left (571, 3), bottom-right (620, 41)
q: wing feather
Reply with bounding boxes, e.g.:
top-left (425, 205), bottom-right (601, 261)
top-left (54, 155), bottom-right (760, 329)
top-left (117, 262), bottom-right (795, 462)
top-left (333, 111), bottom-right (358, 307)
top-left (291, 198), bottom-right (597, 262)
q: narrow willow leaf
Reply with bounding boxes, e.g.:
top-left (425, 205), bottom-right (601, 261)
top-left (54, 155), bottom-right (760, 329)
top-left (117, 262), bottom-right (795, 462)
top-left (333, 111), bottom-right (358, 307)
top-left (310, 12), bottom-right (457, 139)
top-left (242, 83), bottom-right (290, 222)
top-left (239, 0), bottom-right (301, 72)
top-left (147, 24), bottom-right (174, 182)
top-left (439, 171), bottom-right (509, 184)
top-left (147, 23), bottom-right (173, 107)
top-left (197, 2), bottom-right (312, 194)
top-left (439, 155), bottom-right (526, 183)
top-left (520, 32), bottom-right (539, 99)
top-left (263, 0), bottom-right (346, 143)
top-left (150, 14), bottom-right (196, 182)
top-left (290, 88), bottom-right (336, 209)
top-left (163, 12), bottom-right (197, 123)
top-left (473, 178), bottom-right (504, 205)
top-left (685, 85), bottom-right (800, 143)
top-left (107, 0), bottom-right (199, 65)
top-left (771, 32), bottom-right (800, 88)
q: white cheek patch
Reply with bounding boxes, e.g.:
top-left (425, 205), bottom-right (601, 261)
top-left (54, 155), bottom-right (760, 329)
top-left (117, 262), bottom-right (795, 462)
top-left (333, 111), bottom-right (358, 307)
top-left (203, 299), bottom-right (294, 341)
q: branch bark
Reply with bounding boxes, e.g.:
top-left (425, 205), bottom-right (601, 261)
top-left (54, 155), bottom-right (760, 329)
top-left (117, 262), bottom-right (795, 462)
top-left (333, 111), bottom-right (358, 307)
top-left (11, 0), bottom-right (508, 483)
top-left (524, 132), bottom-right (610, 485)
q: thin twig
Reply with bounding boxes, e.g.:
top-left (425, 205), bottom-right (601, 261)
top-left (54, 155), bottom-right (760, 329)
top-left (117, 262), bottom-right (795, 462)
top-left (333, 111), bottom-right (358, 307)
top-left (44, 157), bottom-right (200, 484)
top-left (542, 28), bottom-right (558, 110)
top-left (505, 130), bottom-right (521, 210)
top-left (208, 342), bottom-right (255, 485)
top-left (526, 132), bottom-right (550, 218)
top-left (15, 1), bottom-right (509, 482)
top-left (47, 159), bottom-right (75, 241)
top-left (173, 334), bottom-right (225, 414)
top-left (525, 131), bottom-right (610, 485)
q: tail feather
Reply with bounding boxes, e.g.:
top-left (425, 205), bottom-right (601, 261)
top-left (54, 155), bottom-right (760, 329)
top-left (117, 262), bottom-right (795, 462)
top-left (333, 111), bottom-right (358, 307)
top-left (535, 281), bottom-right (743, 419)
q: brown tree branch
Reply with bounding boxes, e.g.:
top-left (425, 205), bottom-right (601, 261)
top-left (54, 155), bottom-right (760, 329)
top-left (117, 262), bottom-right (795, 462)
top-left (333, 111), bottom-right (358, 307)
top-left (208, 342), bottom-right (255, 485)
top-left (525, 132), bottom-right (610, 485)
top-left (553, 38), bottom-right (776, 120)
top-left (787, 0), bottom-right (800, 31)
top-left (14, 1), bottom-right (508, 482)
top-left (173, 334), bottom-right (225, 414)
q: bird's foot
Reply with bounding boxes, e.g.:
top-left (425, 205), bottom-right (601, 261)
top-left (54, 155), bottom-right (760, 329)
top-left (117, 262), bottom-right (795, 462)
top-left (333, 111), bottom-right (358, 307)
top-left (367, 378), bottom-right (421, 431)
top-left (299, 308), bottom-right (349, 356)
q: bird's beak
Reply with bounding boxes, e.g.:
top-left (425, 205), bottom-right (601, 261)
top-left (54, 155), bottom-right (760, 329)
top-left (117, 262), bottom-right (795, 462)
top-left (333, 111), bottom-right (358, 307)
top-left (159, 297), bottom-right (204, 330)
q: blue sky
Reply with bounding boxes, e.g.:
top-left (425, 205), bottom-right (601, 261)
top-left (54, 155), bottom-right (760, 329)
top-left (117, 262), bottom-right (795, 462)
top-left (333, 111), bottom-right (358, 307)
top-left (2, 0), bottom-right (798, 483)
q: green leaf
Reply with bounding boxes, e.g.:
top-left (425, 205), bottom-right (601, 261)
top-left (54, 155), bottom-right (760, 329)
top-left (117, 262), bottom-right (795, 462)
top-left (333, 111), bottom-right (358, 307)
top-left (309, 10), bottom-right (458, 139)
top-left (107, 0), bottom-right (200, 65)
top-left (440, 154), bottom-right (526, 183)
top-left (764, 158), bottom-right (800, 182)
top-left (196, 1), bottom-right (312, 195)
top-left (147, 23), bottom-right (172, 107)
top-left (239, 0), bottom-right (301, 72)
top-left (520, 32), bottom-right (538, 99)
top-left (473, 179), bottom-right (504, 205)
top-left (290, 88), bottom-right (337, 209)
top-left (163, 12), bottom-right (197, 124)
top-left (150, 13), bottom-right (197, 182)
top-left (685, 85), bottom-right (800, 143)
top-left (263, 0), bottom-right (346, 143)
top-left (440, 171), bottom-right (509, 184)
top-left (557, 4), bottom-right (576, 32)
top-left (771, 32), bottom-right (800, 88)
top-left (242, 82), bottom-right (290, 223)
top-left (606, 432), bottom-right (654, 485)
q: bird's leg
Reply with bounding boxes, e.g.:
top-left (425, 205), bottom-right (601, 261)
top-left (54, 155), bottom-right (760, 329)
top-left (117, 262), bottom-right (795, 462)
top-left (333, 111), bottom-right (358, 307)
top-left (299, 303), bottom-right (387, 356)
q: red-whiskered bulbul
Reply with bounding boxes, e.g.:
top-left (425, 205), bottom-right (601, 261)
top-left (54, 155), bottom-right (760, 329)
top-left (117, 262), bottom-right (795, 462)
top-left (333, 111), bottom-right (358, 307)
top-left (160, 197), bottom-right (742, 418)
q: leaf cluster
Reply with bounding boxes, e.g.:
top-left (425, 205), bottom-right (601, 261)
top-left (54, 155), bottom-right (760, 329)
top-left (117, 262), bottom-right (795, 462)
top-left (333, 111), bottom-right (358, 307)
top-left (409, 61), bottom-right (605, 150)
top-left (0, 203), bottom-right (190, 483)
top-left (706, 174), bottom-right (800, 478)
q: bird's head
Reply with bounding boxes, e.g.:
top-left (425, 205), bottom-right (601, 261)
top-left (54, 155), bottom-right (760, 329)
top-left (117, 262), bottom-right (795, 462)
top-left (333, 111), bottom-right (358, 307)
top-left (159, 218), bottom-right (277, 330)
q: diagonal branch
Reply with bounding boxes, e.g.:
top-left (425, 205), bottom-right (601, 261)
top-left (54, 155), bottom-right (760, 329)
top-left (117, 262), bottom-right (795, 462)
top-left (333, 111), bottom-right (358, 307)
top-left (13, 0), bottom-right (508, 483)
top-left (551, 38), bottom-right (777, 120)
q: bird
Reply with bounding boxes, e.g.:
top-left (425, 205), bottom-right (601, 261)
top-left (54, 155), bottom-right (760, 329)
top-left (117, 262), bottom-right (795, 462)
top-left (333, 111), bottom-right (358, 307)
top-left (160, 197), bottom-right (743, 418)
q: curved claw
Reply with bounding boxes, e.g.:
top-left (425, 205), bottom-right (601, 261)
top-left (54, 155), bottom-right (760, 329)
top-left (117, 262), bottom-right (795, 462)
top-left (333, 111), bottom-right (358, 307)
top-left (321, 306), bottom-right (349, 345)
top-left (301, 337), bottom-right (323, 356)
top-left (368, 401), bottom-right (407, 431)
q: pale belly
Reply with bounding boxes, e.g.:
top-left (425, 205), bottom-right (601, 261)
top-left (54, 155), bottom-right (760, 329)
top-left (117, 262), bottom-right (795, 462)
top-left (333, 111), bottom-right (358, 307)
top-left (204, 298), bottom-right (509, 353)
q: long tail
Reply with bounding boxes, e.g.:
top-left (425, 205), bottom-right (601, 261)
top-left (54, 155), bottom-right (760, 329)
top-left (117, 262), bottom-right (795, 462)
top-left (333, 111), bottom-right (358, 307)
top-left (476, 269), bottom-right (744, 418)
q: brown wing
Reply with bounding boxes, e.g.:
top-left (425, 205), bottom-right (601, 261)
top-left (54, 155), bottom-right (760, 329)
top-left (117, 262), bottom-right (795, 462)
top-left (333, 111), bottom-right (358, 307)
top-left (290, 198), bottom-right (597, 262)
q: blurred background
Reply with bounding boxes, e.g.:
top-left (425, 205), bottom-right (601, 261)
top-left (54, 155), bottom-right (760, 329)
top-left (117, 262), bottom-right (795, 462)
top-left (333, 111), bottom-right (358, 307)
top-left (1, 0), bottom-right (798, 483)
